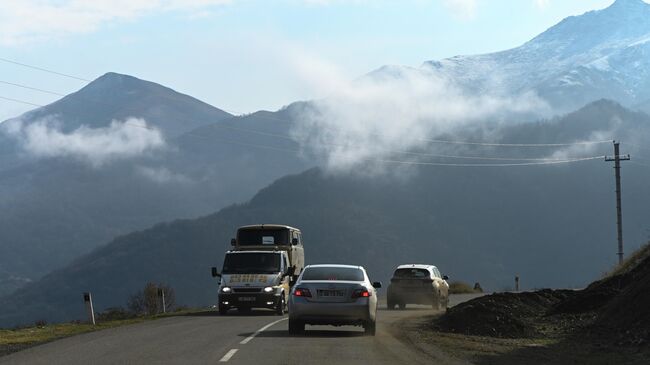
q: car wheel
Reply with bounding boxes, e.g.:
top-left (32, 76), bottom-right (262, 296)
top-left (275, 295), bottom-right (285, 316)
top-left (364, 320), bottom-right (376, 336)
top-left (398, 303), bottom-right (406, 310)
top-left (288, 319), bottom-right (304, 335)
top-left (387, 297), bottom-right (396, 310)
top-left (218, 305), bottom-right (228, 315)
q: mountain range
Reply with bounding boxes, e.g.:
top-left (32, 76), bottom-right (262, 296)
top-left (373, 0), bottom-right (650, 114)
top-left (1, 0), bottom-right (650, 326)
top-left (0, 73), bottom-right (310, 296)
top-left (2, 99), bottom-right (649, 327)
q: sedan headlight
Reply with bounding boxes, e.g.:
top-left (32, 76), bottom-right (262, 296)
top-left (263, 286), bottom-right (274, 293)
top-left (221, 286), bottom-right (232, 293)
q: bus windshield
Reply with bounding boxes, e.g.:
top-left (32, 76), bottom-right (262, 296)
top-left (222, 253), bottom-right (281, 274)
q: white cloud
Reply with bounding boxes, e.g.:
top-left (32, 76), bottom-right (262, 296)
top-left (137, 166), bottom-right (192, 184)
top-left (6, 117), bottom-right (166, 167)
top-left (0, 0), bottom-right (231, 45)
top-left (442, 0), bottom-right (478, 20)
top-left (534, 0), bottom-right (550, 10)
top-left (287, 53), bottom-right (550, 173)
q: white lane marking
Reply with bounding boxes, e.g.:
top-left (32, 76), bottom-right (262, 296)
top-left (219, 349), bottom-right (238, 362)
top-left (240, 317), bottom-right (288, 345)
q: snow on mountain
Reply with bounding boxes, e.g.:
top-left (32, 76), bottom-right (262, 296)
top-left (381, 0), bottom-right (650, 113)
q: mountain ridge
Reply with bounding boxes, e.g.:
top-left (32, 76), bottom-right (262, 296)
top-left (2, 99), bottom-right (649, 327)
top-left (398, 0), bottom-right (650, 112)
top-left (7, 72), bottom-right (232, 138)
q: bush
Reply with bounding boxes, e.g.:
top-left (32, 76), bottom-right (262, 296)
top-left (96, 307), bottom-right (135, 322)
top-left (127, 282), bottom-right (176, 316)
top-left (449, 281), bottom-right (482, 294)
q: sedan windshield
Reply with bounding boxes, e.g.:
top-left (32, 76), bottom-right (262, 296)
top-left (301, 267), bottom-right (364, 281)
top-left (222, 253), bottom-right (281, 274)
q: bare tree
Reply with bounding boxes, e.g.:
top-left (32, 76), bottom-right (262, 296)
top-left (127, 282), bottom-right (176, 315)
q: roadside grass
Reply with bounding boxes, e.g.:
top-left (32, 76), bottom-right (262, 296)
top-left (605, 242), bottom-right (650, 278)
top-left (0, 308), bottom-right (206, 357)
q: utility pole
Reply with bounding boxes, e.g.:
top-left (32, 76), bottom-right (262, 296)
top-left (605, 141), bottom-right (630, 265)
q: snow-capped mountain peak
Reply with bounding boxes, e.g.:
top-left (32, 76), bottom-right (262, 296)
top-left (379, 0), bottom-right (650, 113)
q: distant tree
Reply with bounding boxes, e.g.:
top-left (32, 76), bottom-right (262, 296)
top-left (127, 282), bottom-right (176, 316)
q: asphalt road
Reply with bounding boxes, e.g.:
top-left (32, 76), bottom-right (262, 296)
top-left (0, 294), bottom-right (482, 365)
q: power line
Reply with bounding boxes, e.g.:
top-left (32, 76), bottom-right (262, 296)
top-left (0, 95), bottom-right (43, 107)
top-left (0, 90), bottom-right (612, 165)
top-left (0, 83), bottom-right (604, 162)
top-left (213, 122), bottom-right (595, 162)
top-left (230, 109), bottom-right (614, 148)
top-left (0, 57), bottom-right (90, 82)
top-left (417, 137), bottom-right (613, 147)
top-left (374, 155), bottom-right (605, 167)
top-left (1, 72), bottom-right (615, 150)
top-left (0, 80), bottom-right (66, 96)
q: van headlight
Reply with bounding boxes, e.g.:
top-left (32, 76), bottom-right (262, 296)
top-left (263, 286), bottom-right (274, 293)
top-left (221, 286), bottom-right (232, 293)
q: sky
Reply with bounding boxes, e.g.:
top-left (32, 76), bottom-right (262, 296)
top-left (0, 0), bottom-right (621, 121)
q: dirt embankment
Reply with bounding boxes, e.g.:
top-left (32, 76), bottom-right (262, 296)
top-left (433, 244), bottom-right (650, 352)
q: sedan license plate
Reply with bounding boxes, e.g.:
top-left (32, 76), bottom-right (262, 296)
top-left (238, 297), bottom-right (255, 302)
top-left (317, 289), bottom-right (344, 297)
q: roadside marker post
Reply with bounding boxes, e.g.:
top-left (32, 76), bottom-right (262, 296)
top-left (158, 288), bottom-right (166, 314)
top-left (515, 276), bottom-right (520, 292)
top-left (83, 292), bottom-right (96, 325)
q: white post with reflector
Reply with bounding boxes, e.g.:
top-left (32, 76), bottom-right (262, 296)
top-left (83, 292), bottom-right (96, 325)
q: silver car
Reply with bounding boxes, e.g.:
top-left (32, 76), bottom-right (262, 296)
top-left (288, 264), bottom-right (381, 336)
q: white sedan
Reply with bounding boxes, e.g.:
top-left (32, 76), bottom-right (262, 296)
top-left (288, 264), bottom-right (382, 336)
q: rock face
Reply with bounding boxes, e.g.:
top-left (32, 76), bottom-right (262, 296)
top-left (374, 0), bottom-right (650, 113)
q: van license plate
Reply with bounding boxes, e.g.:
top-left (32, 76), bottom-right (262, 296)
top-left (238, 297), bottom-right (255, 302)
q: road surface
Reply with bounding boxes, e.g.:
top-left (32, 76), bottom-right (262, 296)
top-left (0, 294), bottom-right (482, 365)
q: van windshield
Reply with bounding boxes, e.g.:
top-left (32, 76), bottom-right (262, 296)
top-left (222, 253), bottom-right (281, 274)
top-left (237, 229), bottom-right (290, 246)
top-left (393, 268), bottom-right (430, 278)
top-left (301, 267), bottom-right (364, 281)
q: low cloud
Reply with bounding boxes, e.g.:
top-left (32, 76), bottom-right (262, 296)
top-left (288, 59), bottom-right (550, 172)
top-left (137, 166), bottom-right (192, 184)
top-left (534, 0), bottom-right (550, 10)
top-left (442, 0), bottom-right (478, 20)
top-left (6, 117), bottom-right (166, 167)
